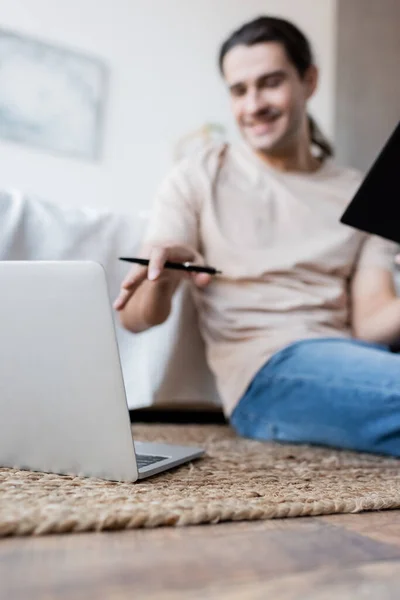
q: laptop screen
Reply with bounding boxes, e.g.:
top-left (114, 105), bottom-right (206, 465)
top-left (340, 120), bottom-right (400, 245)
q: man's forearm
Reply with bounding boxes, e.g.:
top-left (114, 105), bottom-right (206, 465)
top-left (118, 279), bottom-right (178, 333)
top-left (354, 296), bottom-right (400, 346)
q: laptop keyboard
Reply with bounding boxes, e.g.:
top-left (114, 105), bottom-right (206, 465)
top-left (136, 454), bottom-right (168, 469)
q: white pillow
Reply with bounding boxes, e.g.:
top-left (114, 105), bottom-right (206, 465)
top-left (0, 189), bottom-right (221, 410)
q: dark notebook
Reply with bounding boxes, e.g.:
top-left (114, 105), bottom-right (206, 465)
top-left (340, 120), bottom-right (400, 244)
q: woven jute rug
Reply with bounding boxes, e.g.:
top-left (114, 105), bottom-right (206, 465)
top-left (2, 423), bottom-right (400, 537)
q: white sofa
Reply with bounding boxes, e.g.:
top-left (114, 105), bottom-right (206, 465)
top-left (0, 189), bottom-right (221, 411)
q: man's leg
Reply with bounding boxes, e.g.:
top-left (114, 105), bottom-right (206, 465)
top-left (230, 338), bottom-right (400, 456)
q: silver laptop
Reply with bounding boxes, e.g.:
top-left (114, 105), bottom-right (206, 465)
top-left (0, 261), bottom-right (203, 481)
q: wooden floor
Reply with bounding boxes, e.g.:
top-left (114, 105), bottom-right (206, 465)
top-left (2, 511), bottom-right (400, 599)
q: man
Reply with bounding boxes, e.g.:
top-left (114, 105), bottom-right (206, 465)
top-left (114, 17), bottom-right (400, 456)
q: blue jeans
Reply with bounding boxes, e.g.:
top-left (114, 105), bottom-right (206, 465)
top-left (230, 338), bottom-right (400, 457)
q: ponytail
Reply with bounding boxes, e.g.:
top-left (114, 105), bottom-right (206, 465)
top-left (308, 114), bottom-right (334, 160)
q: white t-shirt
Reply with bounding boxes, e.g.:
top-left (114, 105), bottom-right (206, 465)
top-left (145, 143), bottom-right (397, 415)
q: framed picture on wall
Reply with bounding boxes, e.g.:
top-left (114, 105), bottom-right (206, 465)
top-left (0, 28), bottom-right (108, 161)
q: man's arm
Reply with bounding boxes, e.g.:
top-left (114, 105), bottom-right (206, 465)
top-left (351, 266), bottom-right (400, 345)
top-left (114, 156), bottom-right (208, 333)
top-left (114, 244), bottom-right (210, 333)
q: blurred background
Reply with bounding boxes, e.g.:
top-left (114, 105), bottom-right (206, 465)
top-left (0, 0), bottom-right (398, 213)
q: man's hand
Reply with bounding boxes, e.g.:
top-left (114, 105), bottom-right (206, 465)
top-left (113, 243), bottom-right (211, 311)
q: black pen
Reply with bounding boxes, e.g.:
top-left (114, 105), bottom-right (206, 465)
top-left (119, 257), bottom-right (222, 276)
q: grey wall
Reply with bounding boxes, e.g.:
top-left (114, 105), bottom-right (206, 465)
top-left (335, 0), bottom-right (400, 172)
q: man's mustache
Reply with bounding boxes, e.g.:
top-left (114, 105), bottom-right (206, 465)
top-left (243, 107), bottom-right (282, 124)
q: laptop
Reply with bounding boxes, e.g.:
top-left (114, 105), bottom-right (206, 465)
top-left (0, 261), bottom-right (203, 481)
top-left (340, 120), bottom-right (400, 243)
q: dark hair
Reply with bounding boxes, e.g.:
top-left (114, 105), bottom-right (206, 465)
top-left (218, 16), bottom-right (333, 159)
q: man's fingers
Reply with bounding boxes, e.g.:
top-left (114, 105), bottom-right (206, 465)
top-left (148, 247), bottom-right (168, 281)
top-left (114, 264), bottom-right (147, 310)
top-left (113, 288), bottom-right (132, 310)
top-left (192, 272), bottom-right (212, 287)
top-left (121, 265), bottom-right (147, 289)
top-left (115, 244), bottom-right (206, 311)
